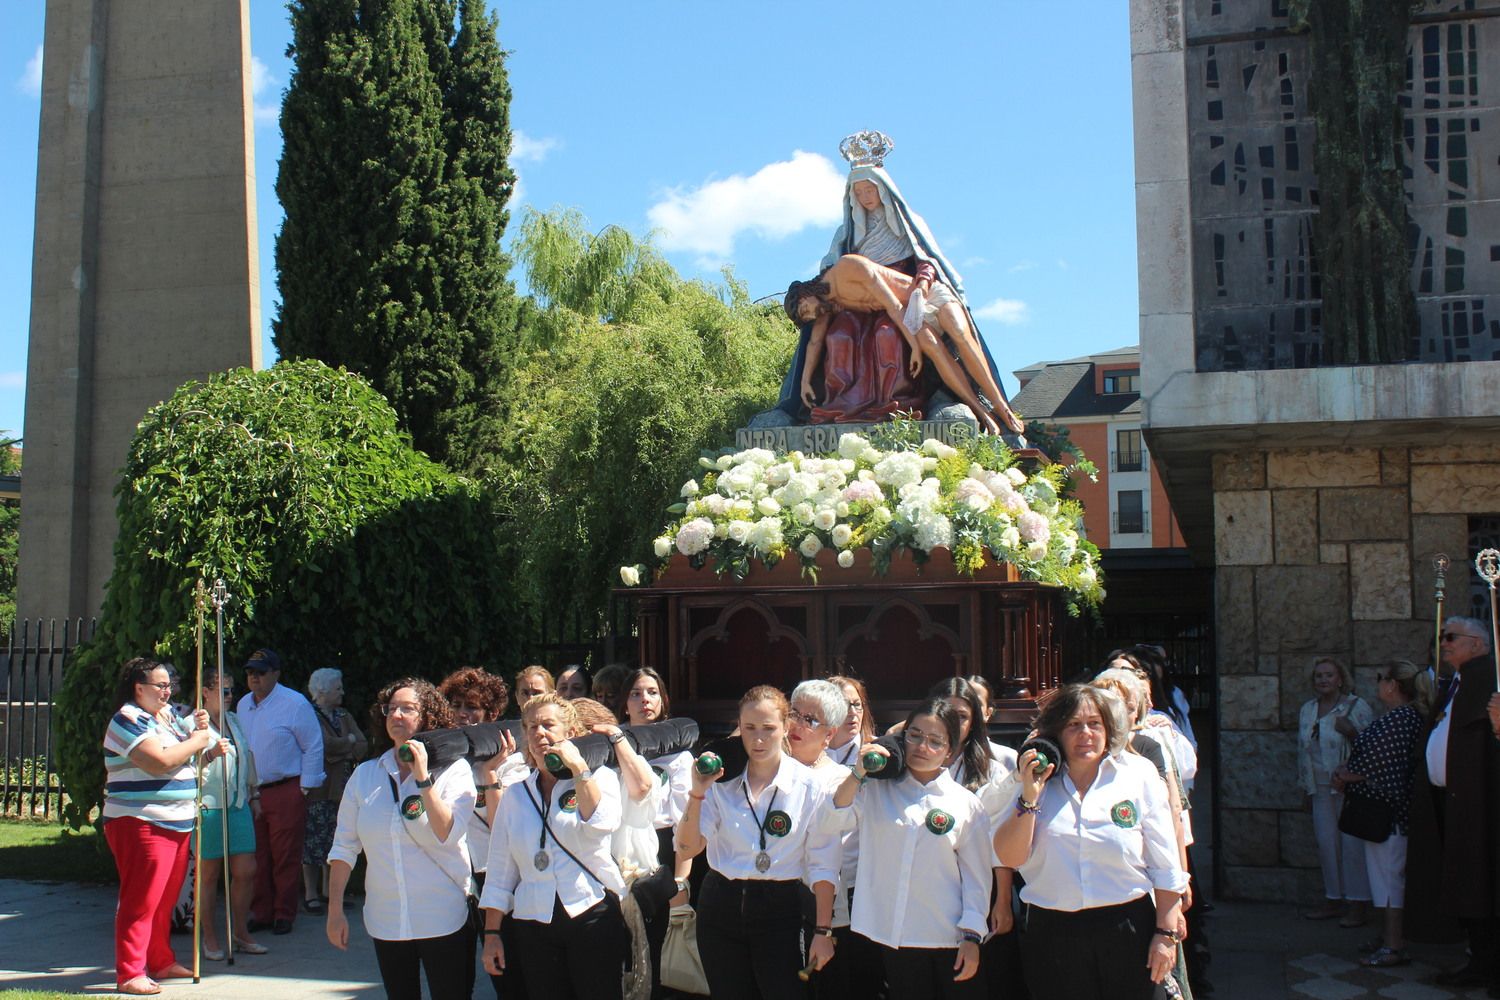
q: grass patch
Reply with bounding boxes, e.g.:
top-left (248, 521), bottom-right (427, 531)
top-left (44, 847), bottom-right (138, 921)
top-left (0, 991), bottom-right (82, 999)
top-left (0, 817), bottom-right (116, 884)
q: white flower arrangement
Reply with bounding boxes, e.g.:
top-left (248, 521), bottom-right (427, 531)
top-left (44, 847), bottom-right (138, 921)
top-left (623, 422), bottom-right (1105, 613)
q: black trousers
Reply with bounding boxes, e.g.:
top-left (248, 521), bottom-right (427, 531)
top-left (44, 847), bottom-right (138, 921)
top-left (696, 870), bottom-right (806, 1000)
top-left (372, 923), bottom-right (474, 1000)
top-left (473, 871), bottom-right (529, 1000)
top-left (814, 888), bottom-right (886, 1000)
top-left (1022, 895), bottom-right (1157, 1000)
top-left (630, 856), bottom-right (678, 998)
top-left (881, 944), bottom-right (987, 1000)
top-left (983, 873), bottom-right (1027, 1000)
top-left (510, 894), bottom-right (628, 1000)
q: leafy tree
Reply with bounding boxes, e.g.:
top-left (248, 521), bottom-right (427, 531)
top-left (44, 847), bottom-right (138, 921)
top-left (485, 209), bottom-right (796, 632)
top-left (55, 360), bottom-right (521, 827)
top-left (273, 0), bottom-right (519, 465)
top-left (0, 435), bottom-right (18, 634)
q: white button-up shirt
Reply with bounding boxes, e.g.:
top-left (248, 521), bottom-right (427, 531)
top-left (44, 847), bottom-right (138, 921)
top-left (951, 741), bottom-right (1018, 826)
top-left (835, 770), bottom-right (991, 948)
top-left (468, 752), bottom-right (530, 874)
top-left (481, 768), bottom-right (626, 921)
top-left (1426, 698), bottom-right (1455, 787)
top-left (615, 763), bottom-right (670, 877)
top-left (1003, 751), bottom-right (1187, 912)
top-left (236, 684), bottom-right (325, 788)
top-left (328, 752), bottom-right (476, 941)
top-left (649, 751), bottom-right (694, 831)
top-left (691, 753), bottom-right (840, 887)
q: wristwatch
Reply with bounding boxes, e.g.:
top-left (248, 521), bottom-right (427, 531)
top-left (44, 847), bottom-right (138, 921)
top-left (812, 925), bottom-right (835, 938)
top-left (606, 730), bottom-right (626, 746)
top-left (414, 775), bottom-right (435, 789)
top-left (575, 768), bottom-right (594, 782)
top-left (675, 878), bottom-right (691, 895)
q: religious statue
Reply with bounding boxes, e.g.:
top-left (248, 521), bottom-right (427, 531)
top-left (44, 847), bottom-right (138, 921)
top-left (759, 131), bottom-right (1024, 439)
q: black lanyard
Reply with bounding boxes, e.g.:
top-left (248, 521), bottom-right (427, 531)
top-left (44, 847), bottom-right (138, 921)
top-left (741, 781), bottom-right (779, 855)
top-left (522, 779), bottom-right (551, 853)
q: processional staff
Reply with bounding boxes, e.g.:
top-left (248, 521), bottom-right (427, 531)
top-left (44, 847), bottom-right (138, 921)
top-left (191, 579), bottom-right (209, 984)
top-left (1476, 549), bottom-right (1500, 692)
top-left (211, 578), bottom-right (235, 965)
top-left (1432, 553), bottom-right (1449, 674)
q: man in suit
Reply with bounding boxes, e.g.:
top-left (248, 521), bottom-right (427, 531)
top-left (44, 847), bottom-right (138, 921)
top-left (1406, 616), bottom-right (1500, 994)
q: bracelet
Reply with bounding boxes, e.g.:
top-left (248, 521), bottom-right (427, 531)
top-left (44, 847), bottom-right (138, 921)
top-left (688, 791), bottom-right (706, 800)
top-left (1014, 796), bottom-right (1040, 816)
top-left (476, 782), bottom-right (500, 792)
top-left (960, 931), bottom-right (982, 945)
top-left (414, 775), bottom-right (435, 789)
top-left (812, 925), bottom-right (834, 938)
top-left (481, 928), bottom-right (502, 938)
top-left (1154, 927), bottom-right (1182, 943)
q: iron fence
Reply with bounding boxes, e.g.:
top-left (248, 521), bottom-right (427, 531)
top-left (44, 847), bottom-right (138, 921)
top-left (2, 618), bottom-right (93, 819)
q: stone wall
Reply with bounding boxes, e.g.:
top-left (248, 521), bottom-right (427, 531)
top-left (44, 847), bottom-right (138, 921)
top-left (1212, 438), bottom-right (1499, 899)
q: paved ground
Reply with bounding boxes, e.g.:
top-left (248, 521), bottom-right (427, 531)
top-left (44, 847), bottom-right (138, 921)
top-left (0, 877), bottom-right (1487, 998)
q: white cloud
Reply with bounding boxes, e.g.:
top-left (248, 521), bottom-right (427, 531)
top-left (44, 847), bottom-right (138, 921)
top-left (1056, 258), bottom-right (1070, 270)
top-left (0, 372), bottom-right (25, 390)
top-left (961, 256), bottom-right (990, 269)
top-left (512, 130), bottom-right (559, 164)
top-left (647, 151), bottom-right (845, 259)
top-left (1008, 260), bottom-right (1037, 273)
top-left (17, 44), bottom-right (42, 97)
top-left (973, 297), bottom-right (1029, 325)
top-left (250, 56), bottom-right (278, 126)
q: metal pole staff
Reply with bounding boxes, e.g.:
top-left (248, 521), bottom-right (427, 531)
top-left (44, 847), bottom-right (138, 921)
top-left (1476, 550), bottom-right (1500, 693)
top-left (212, 579), bottom-right (234, 965)
top-left (1433, 554), bottom-right (1449, 674)
top-left (192, 579), bottom-right (208, 984)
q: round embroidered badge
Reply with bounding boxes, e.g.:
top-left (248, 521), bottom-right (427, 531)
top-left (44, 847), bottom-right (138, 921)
top-left (560, 789), bottom-right (578, 813)
top-left (1110, 800), bottom-right (1138, 828)
top-left (764, 809), bottom-right (792, 837)
top-left (400, 794), bottom-right (425, 820)
top-left (924, 808), bottom-right (956, 835)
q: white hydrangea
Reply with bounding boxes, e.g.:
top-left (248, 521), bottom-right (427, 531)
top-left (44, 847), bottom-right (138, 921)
top-left (1005, 467), bottom-right (1027, 487)
top-left (763, 462), bottom-right (794, 487)
top-left (674, 518), bottom-right (715, 556)
top-left (837, 458), bottom-right (857, 475)
top-left (914, 514), bottom-right (954, 552)
top-left (1018, 511), bottom-right (1052, 545)
top-left (733, 448), bottom-right (776, 467)
top-left (831, 523), bottom-right (854, 548)
top-left (1025, 540), bottom-right (1049, 561)
top-left (720, 465), bottom-right (759, 495)
top-left (799, 533), bottom-right (823, 558)
top-left (680, 479), bottom-right (700, 497)
top-left (954, 477), bottom-right (995, 512)
top-left (701, 494), bottom-right (730, 517)
top-left (1000, 525), bottom-right (1022, 550)
top-left (860, 447), bottom-right (883, 464)
top-left (653, 536), bottom-right (673, 558)
top-left (921, 438), bottom-right (959, 460)
top-left (746, 517), bottom-right (783, 554)
top-left (713, 522), bottom-right (728, 539)
top-left (873, 451), bottom-right (926, 489)
top-left (837, 433), bottom-right (871, 460)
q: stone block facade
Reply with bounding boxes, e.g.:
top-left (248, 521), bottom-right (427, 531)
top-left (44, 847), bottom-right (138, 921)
top-left (1211, 439), bottom-right (1500, 896)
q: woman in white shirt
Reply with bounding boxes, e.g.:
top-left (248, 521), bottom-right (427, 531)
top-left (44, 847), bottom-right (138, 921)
top-left (1297, 656), bottom-right (1374, 924)
top-left (677, 685), bottom-right (841, 1000)
top-left (480, 692), bottom-right (629, 1000)
top-left (994, 684), bottom-right (1187, 1000)
top-left (823, 675), bottom-right (884, 1000)
top-left (325, 678), bottom-right (477, 1000)
top-left (830, 698), bottom-right (990, 998)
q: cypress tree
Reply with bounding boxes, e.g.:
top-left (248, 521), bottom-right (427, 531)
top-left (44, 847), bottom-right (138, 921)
top-left (273, 0), bottom-right (519, 464)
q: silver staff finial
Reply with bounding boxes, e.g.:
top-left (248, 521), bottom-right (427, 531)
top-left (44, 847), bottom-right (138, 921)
top-left (1477, 549), bottom-right (1500, 586)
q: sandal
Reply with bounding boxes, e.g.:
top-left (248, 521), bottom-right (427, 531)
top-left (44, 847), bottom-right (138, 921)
top-left (202, 944), bottom-right (225, 962)
top-left (1356, 936), bottom-right (1383, 954)
top-left (1361, 947), bottom-right (1411, 968)
top-left (233, 939), bottom-right (269, 955)
top-left (119, 976), bottom-right (162, 996)
top-left (303, 896), bottom-right (325, 914)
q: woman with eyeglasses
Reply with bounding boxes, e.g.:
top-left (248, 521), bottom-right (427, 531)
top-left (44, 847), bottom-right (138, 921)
top-left (678, 685), bottom-right (842, 1000)
top-left (103, 657), bottom-right (232, 996)
top-left (1330, 661), bottom-right (1433, 967)
top-left (302, 667), bottom-right (367, 917)
top-left (822, 676), bottom-right (885, 1000)
top-left (826, 676), bottom-right (876, 768)
top-left (994, 684), bottom-right (1187, 1000)
top-left (480, 692), bottom-right (630, 1000)
top-left (1298, 656), bottom-right (1374, 924)
top-left (828, 698), bottom-right (991, 998)
top-left (326, 678), bottom-right (477, 1000)
top-left (197, 668), bottom-right (269, 961)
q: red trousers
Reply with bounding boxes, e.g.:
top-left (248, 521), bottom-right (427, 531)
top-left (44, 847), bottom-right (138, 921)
top-left (252, 780), bottom-right (308, 923)
top-left (104, 816), bottom-right (190, 986)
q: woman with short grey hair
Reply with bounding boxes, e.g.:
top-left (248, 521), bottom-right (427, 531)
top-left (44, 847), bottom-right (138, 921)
top-left (302, 667), bottom-right (366, 914)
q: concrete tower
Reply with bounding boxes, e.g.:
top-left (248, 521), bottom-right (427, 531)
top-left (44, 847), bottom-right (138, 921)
top-left (19, 1), bottom-right (262, 623)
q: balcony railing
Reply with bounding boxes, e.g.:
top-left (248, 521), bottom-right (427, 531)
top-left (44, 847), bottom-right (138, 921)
top-left (1111, 451), bottom-right (1148, 473)
top-left (1113, 510), bottom-right (1151, 534)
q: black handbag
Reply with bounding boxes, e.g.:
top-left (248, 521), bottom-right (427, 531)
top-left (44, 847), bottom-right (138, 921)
top-left (1337, 789), bottom-right (1393, 843)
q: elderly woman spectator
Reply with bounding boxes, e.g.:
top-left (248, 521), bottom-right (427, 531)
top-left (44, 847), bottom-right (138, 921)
top-left (1299, 656), bottom-right (1374, 924)
top-left (301, 667), bottom-right (366, 915)
top-left (1331, 661), bottom-right (1433, 967)
top-left (103, 657), bottom-right (230, 996)
top-left (326, 679), bottom-right (476, 1000)
top-left (995, 684), bottom-right (1187, 1000)
top-left (480, 692), bottom-right (630, 999)
top-left (197, 668), bottom-right (268, 961)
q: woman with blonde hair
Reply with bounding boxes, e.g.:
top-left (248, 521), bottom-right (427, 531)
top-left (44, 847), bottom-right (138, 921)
top-left (1298, 657), bottom-right (1374, 924)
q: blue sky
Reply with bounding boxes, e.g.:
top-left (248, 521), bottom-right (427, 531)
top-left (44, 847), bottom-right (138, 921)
top-left (0, 1), bottom-right (1139, 447)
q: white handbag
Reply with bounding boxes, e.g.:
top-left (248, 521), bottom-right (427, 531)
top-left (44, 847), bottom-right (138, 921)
top-left (659, 903), bottom-right (710, 995)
